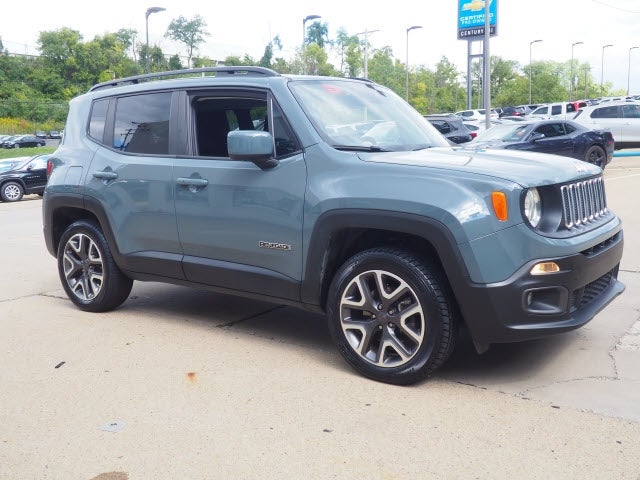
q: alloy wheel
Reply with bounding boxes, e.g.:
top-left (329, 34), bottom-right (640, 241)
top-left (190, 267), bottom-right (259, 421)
top-left (62, 233), bottom-right (104, 302)
top-left (339, 269), bottom-right (425, 367)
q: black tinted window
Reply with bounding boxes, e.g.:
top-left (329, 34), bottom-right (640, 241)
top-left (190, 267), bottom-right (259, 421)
top-left (429, 120), bottom-right (451, 134)
top-left (89, 99), bottom-right (109, 142)
top-left (551, 105), bottom-right (562, 115)
top-left (593, 106), bottom-right (618, 119)
top-left (114, 93), bottom-right (171, 154)
top-left (622, 104), bottom-right (640, 118)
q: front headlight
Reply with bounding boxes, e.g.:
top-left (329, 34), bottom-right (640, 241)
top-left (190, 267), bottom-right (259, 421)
top-left (524, 188), bottom-right (542, 227)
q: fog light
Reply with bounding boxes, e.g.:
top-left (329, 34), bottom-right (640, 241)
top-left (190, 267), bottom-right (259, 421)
top-left (530, 262), bottom-right (560, 275)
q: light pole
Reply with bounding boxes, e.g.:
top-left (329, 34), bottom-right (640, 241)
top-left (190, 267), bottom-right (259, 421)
top-left (405, 25), bottom-right (422, 102)
top-left (529, 39), bottom-right (542, 104)
top-left (302, 14), bottom-right (321, 75)
top-left (600, 44), bottom-right (613, 97)
top-left (628, 46), bottom-right (639, 96)
top-left (569, 41), bottom-right (583, 101)
top-left (145, 6), bottom-right (166, 74)
top-left (354, 29), bottom-right (379, 79)
top-left (302, 15), bottom-right (321, 49)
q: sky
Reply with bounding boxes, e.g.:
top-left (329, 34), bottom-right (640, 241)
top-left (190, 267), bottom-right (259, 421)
top-left (2, 0), bottom-right (639, 94)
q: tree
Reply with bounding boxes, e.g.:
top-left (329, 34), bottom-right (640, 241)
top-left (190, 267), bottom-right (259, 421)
top-left (306, 22), bottom-right (329, 48)
top-left (165, 15), bottom-right (210, 68)
top-left (115, 28), bottom-right (138, 62)
top-left (258, 36), bottom-right (282, 68)
top-left (334, 28), bottom-right (361, 77)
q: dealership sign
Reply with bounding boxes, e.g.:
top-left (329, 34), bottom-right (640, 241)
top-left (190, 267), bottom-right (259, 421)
top-left (458, 0), bottom-right (498, 39)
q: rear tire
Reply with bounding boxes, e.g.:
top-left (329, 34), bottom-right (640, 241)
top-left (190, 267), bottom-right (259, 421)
top-left (327, 247), bottom-right (457, 385)
top-left (57, 220), bottom-right (133, 312)
top-left (585, 145), bottom-right (606, 168)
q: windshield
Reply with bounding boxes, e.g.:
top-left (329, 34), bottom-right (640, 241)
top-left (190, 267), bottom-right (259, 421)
top-left (0, 157), bottom-right (30, 172)
top-left (289, 80), bottom-right (449, 151)
top-left (475, 123), bottom-right (532, 142)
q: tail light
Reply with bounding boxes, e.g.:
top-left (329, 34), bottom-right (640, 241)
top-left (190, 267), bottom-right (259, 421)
top-left (469, 132), bottom-right (478, 139)
top-left (46, 158), bottom-right (53, 177)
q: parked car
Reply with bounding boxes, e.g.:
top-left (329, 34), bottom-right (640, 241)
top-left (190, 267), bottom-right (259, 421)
top-left (529, 102), bottom-right (581, 120)
top-left (462, 119), bottom-right (504, 137)
top-left (49, 130), bottom-right (62, 139)
top-left (43, 67), bottom-right (624, 385)
top-left (572, 101), bottom-right (640, 149)
top-left (1, 134), bottom-right (46, 149)
top-left (35, 130), bottom-right (47, 138)
top-left (0, 157), bottom-right (30, 173)
top-left (468, 119), bottom-right (614, 168)
top-left (424, 114), bottom-right (474, 143)
top-left (0, 153), bottom-right (50, 201)
top-left (498, 106), bottom-right (529, 118)
top-left (454, 108), bottom-right (499, 122)
top-left (0, 135), bottom-right (19, 148)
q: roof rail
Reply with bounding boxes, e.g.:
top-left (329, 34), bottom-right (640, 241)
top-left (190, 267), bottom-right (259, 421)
top-left (89, 66), bottom-right (279, 92)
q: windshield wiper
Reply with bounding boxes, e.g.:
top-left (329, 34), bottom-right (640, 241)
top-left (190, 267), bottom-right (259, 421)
top-left (331, 144), bottom-right (391, 152)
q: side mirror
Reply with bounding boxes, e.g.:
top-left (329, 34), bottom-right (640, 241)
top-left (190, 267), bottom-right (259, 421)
top-left (227, 130), bottom-right (278, 169)
top-left (530, 132), bottom-right (545, 142)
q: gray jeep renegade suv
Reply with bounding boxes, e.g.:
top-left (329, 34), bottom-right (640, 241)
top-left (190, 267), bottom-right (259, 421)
top-left (43, 67), bottom-right (625, 384)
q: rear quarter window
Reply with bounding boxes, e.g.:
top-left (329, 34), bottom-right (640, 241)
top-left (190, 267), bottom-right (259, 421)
top-left (88, 99), bottom-right (109, 142)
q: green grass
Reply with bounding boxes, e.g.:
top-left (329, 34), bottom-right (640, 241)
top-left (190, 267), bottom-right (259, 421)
top-left (0, 146), bottom-right (57, 159)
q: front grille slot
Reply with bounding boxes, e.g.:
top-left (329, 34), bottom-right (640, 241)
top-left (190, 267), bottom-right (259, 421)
top-left (561, 177), bottom-right (608, 229)
top-left (570, 268), bottom-right (616, 311)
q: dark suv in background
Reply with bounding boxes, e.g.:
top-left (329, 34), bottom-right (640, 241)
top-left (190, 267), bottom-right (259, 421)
top-left (424, 114), bottom-right (474, 143)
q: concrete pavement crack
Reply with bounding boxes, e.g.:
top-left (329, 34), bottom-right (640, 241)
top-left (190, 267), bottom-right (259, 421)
top-left (0, 291), bottom-right (64, 303)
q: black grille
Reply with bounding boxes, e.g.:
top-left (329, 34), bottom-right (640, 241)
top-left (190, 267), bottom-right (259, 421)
top-left (570, 269), bottom-right (616, 311)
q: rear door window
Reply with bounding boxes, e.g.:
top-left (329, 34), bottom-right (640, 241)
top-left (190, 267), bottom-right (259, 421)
top-left (114, 92), bottom-right (172, 154)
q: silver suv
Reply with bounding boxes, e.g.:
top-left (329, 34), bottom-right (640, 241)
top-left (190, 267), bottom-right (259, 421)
top-left (43, 67), bottom-right (625, 384)
top-left (573, 101), bottom-right (640, 149)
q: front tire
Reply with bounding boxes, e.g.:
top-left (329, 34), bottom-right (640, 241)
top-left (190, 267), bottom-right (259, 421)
top-left (57, 220), bottom-right (133, 312)
top-left (585, 145), bottom-right (606, 168)
top-left (1, 181), bottom-right (24, 202)
top-left (327, 248), bottom-right (457, 385)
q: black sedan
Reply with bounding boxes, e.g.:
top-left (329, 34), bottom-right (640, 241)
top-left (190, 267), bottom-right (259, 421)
top-left (1, 134), bottom-right (46, 149)
top-left (0, 154), bottom-right (50, 202)
top-left (468, 119), bottom-right (614, 168)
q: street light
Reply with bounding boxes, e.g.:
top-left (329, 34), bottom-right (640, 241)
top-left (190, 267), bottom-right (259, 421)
top-left (601, 44), bottom-right (613, 97)
top-left (569, 41), bottom-right (583, 101)
top-left (405, 25), bottom-right (422, 101)
top-left (145, 6), bottom-right (166, 74)
top-left (302, 15), bottom-right (321, 48)
top-left (302, 14), bottom-right (321, 75)
top-left (354, 29), bottom-right (379, 79)
top-left (529, 39), bottom-right (542, 104)
top-left (628, 46), bottom-right (639, 96)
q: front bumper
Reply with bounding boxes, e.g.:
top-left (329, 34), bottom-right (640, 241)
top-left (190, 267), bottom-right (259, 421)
top-left (458, 230), bottom-right (625, 344)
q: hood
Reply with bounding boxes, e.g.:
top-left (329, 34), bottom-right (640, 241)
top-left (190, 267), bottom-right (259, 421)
top-left (359, 145), bottom-right (599, 187)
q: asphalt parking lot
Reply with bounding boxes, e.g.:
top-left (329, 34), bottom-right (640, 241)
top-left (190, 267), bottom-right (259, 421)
top-left (1, 156), bottom-right (639, 479)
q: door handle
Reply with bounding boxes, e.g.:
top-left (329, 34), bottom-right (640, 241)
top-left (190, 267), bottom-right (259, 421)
top-left (177, 177), bottom-right (208, 187)
top-left (93, 171), bottom-right (118, 180)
